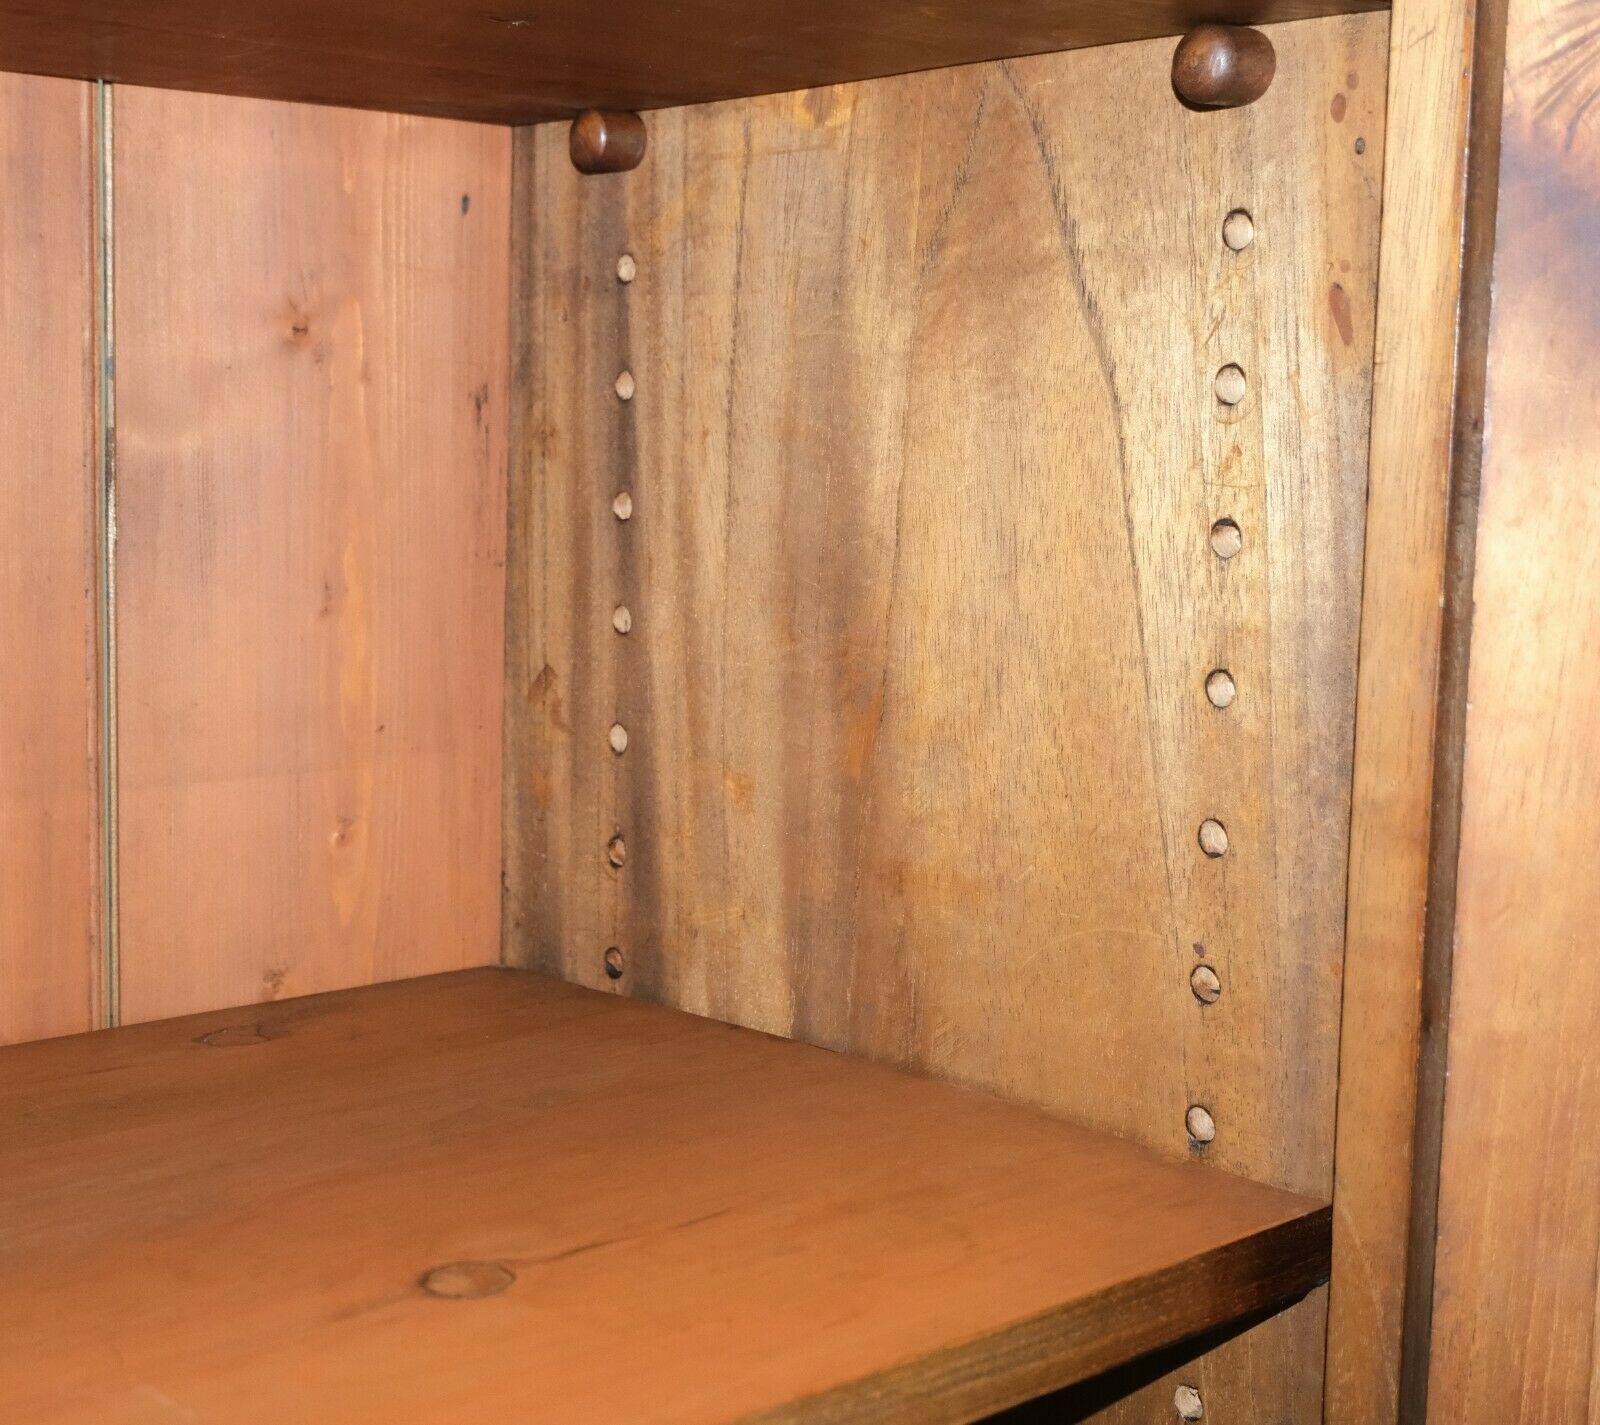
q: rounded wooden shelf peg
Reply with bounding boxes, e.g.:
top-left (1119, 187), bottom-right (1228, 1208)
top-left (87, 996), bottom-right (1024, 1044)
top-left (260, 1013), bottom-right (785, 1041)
top-left (570, 109), bottom-right (648, 174)
top-left (1175, 1384), bottom-right (1206, 1420)
top-left (1171, 25), bottom-right (1276, 109)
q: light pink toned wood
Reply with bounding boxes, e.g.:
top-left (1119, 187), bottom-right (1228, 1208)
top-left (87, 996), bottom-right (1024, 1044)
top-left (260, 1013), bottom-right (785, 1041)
top-left (114, 88), bottom-right (510, 1021)
top-left (0, 71), bottom-right (102, 1044)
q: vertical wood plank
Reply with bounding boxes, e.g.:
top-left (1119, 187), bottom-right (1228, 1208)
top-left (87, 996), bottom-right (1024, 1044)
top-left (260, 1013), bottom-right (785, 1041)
top-left (1425, 2), bottom-right (1600, 1417)
top-left (1323, 0), bottom-right (1503, 1410)
top-left (508, 14), bottom-right (1386, 1418)
top-left (0, 72), bottom-right (102, 1044)
top-left (116, 88), bottom-right (510, 1022)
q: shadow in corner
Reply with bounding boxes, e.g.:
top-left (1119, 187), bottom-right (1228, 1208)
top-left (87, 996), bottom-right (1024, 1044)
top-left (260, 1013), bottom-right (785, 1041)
top-left (981, 1306), bottom-right (1282, 1422)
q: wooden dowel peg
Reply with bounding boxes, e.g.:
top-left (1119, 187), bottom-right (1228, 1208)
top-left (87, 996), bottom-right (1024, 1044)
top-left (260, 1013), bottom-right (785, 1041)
top-left (570, 110), bottom-right (648, 174)
top-left (1171, 25), bottom-right (1276, 109)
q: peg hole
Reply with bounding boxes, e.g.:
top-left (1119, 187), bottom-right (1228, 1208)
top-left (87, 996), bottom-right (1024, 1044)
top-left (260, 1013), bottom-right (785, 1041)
top-left (1209, 518), bottom-right (1243, 560)
top-left (1191, 965), bottom-right (1223, 1004)
top-left (1205, 669), bottom-right (1237, 709)
top-left (1214, 364), bottom-right (1248, 406)
top-left (604, 946), bottom-right (625, 980)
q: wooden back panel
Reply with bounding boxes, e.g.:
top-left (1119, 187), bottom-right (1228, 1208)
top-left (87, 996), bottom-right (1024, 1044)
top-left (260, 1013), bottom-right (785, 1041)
top-left (115, 89), bottom-right (510, 1022)
top-left (0, 72), bottom-right (102, 1044)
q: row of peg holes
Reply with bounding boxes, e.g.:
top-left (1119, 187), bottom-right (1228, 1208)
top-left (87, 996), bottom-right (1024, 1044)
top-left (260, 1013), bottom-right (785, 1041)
top-left (1168, 206), bottom-right (1257, 1425)
top-left (603, 250), bottom-right (641, 985)
top-left (1183, 213), bottom-right (1255, 1175)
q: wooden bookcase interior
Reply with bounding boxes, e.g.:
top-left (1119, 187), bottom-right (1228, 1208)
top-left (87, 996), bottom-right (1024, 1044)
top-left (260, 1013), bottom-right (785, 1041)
top-left (0, 5), bottom-right (1402, 1422)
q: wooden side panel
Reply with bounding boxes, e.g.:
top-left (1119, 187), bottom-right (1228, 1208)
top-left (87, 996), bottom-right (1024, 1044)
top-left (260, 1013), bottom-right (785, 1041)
top-left (0, 72), bottom-right (102, 1044)
top-left (115, 88), bottom-right (510, 1023)
top-left (1425, 3), bottom-right (1600, 1419)
top-left (507, 14), bottom-right (1386, 1417)
top-left (1324, 0), bottom-right (1498, 1412)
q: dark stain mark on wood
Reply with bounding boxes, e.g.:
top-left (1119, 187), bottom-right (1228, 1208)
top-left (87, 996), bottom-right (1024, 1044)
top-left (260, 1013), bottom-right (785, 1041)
top-left (1329, 282), bottom-right (1355, 346)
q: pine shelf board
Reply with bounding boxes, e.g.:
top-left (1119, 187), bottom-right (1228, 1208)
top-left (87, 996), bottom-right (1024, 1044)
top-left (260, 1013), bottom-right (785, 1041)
top-left (0, 0), bottom-right (1389, 124)
top-left (0, 968), bottom-right (1329, 1423)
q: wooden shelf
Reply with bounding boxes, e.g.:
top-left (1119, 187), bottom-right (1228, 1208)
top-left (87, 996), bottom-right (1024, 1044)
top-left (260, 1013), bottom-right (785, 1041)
top-left (0, 0), bottom-right (1389, 124)
top-left (0, 969), bottom-right (1329, 1423)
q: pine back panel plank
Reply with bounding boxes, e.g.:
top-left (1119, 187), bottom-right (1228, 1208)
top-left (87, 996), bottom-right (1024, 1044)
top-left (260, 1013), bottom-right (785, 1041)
top-left (507, 18), bottom-right (1386, 1416)
top-left (0, 73), bottom-right (102, 1044)
top-left (115, 88), bottom-right (510, 1023)
top-left (1424, 3), bottom-right (1600, 1418)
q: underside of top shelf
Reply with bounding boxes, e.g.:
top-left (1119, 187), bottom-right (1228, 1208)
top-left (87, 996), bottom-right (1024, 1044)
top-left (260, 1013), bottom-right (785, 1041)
top-left (0, 0), bottom-right (1389, 123)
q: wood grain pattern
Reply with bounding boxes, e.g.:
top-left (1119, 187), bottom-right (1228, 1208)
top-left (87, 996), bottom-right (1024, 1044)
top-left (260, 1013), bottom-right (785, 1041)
top-left (115, 88), bottom-right (510, 1023)
top-left (0, 72), bottom-right (103, 1045)
top-left (1323, 0), bottom-right (1505, 1413)
top-left (0, 967), bottom-right (1330, 1423)
top-left (1425, 1), bottom-right (1600, 1418)
top-left (0, 0), bottom-right (1388, 125)
top-left (506, 14), bottom-right (1387, 1418)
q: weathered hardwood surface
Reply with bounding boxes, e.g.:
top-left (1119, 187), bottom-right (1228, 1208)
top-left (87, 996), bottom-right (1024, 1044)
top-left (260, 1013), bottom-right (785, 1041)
top-left (115, 88), bottom-right (510, 1023)
top-left (0, 0), bottom-right (1387, 125)
top-left (506, 15), bottom-right (1386, 1419)
top-left (1323, 0), bottom-right (1502, 1413)
top-left (0, 72), bottom-right (102, 1044)
top-left (0, 967), bottom-right (1330, 1423)
top-left (1425, 0), bottom-right (1600, 1418)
